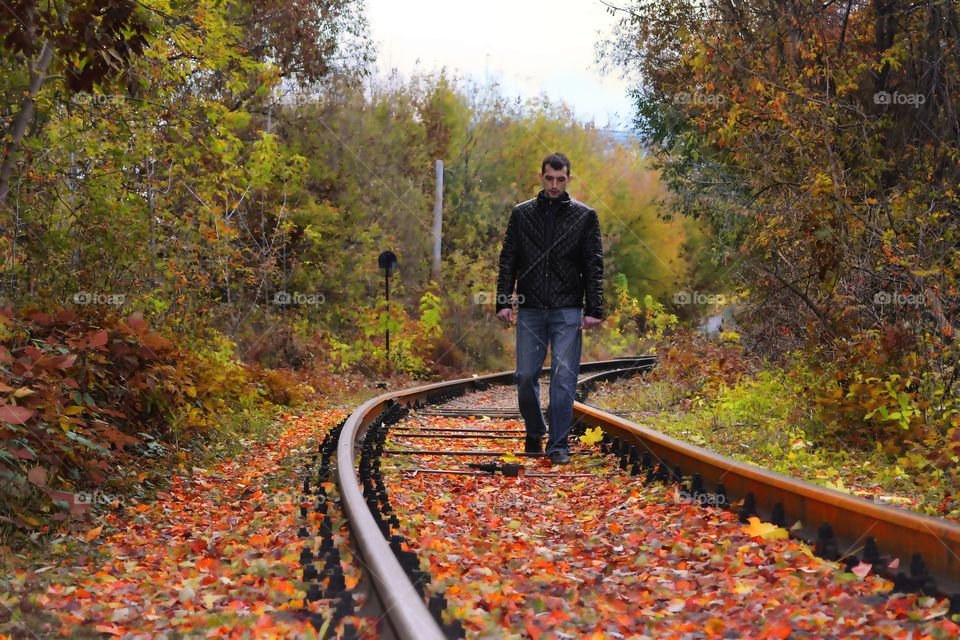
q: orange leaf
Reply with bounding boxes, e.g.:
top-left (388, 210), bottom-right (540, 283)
top-left (197, 557), bottom-right (219, 573)
top-left (94, 624), bottom-right (124, 636)
top-left (248, 533), bottom-right (269, 546)
top-left (83, 525), bottom-right (103, 542)
top-left (524, 619), bottom-right (541, 640)
top-left (269, 578), bottom-right (295, 596)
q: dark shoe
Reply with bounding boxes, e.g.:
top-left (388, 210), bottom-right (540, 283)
top-left (548, 450), bottom-right (571, 465)
top-left (524, 437), bottom-right (544, 454)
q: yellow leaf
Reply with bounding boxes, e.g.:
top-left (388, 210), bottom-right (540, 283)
top-left (202, 594), bottom-right (225, 609)
top-left (742, 517), bottom-right (788, 541)
top-left (13, 387), bottom-right (35, 398)
top-left (19, 514), bottom-right (41, 527)
top-left (63, 405), bottom-right (84, 416)
top-left (733, 580), bottom-right (754, 594)
top-left (500, 453), bottom-right (522, 464)
top-left (579, 427), bottom-right (604, 445)
top-left (825, 478), bottom-right (849, 493)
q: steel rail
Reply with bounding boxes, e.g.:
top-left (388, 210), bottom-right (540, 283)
top-left (339, 354), bottom-right (960, 635)
top-left (573, 402), bottom-right (960, 594)
top-left (336, 358), bottom-right (647, 639)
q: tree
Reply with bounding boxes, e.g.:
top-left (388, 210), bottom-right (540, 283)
top-left (0, 0), bottom-right (155, 205)
top-left (603, 0), bottom-right (959, 439)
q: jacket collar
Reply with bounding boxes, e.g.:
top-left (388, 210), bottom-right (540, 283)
top-left (536, 189), bottom-right (571, 210)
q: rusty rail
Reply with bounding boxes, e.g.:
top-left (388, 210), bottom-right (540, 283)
top-left (336, 358), bottom-right (651, 639)
top-left (338, 354), bottom-right (960, 639)
top-left (573, 403), bottom-right (960, 594)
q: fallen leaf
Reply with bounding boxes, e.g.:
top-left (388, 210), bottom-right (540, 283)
top-left (579, 427), bottom-right (604, 445)
top-left (83, 525), bottom-right (103, 542)
top-left (742, 517), bottom-right (789, 540)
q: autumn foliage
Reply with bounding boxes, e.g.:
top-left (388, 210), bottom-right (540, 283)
top-left (0, 306), bottom-right (311, 532)
top-left (604, 0), bottom-right (959, 453)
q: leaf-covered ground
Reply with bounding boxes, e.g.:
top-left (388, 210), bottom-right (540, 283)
top-left (384, 410), bottom-right (960, 639)
top-left (1, 409), bottom-right (374, 639)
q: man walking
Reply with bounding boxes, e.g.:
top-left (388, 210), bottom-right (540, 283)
top-left (495, 152), bottom-right (604, 465)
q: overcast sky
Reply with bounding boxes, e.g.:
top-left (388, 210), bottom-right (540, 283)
top-left (364, 0), bottom-right (635, 129)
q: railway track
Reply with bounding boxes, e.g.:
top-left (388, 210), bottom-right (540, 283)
top-left (298, 357), bottom-right (960, 638)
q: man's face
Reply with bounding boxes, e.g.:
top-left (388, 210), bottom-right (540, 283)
top-left (540, 165), bottom-right (570, 199)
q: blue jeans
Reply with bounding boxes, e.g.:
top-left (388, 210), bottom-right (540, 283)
top-left (515, 307), bottom-right (583, 454)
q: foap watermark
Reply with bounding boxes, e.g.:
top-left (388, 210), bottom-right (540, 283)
top-left (874, 91), bottom-right (925, 107)
top-left (276, 93), bottom-right (321, 109)
top-left (73, 291), bottom-right (126, 306)
top-left (71, 92), bottom-right (125, 107)
top-left (272, 490), bottom-right (318, 507)
top-left (75, 489), bottom-right (125, 506)
top-left (272, 291), bottom-right (326, 306)
top-left (674, 488), bottom-right (727, 507)
top-left (873, 290), bottom-right (928, 307)
top-left (473, 291), bottom-right (525, 306)
top-left (673, 92), bottom-right (725, 106)
top-left (673, 290), bottom-right (733, 306)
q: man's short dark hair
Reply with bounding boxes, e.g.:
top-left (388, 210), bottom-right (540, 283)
top-left (542, 152), bottom-right (571, 175)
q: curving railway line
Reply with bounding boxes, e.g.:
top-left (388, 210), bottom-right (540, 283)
top-left (297, 357), bottom-right (960, 638)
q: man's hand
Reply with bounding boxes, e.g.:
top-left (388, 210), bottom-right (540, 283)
top-left (496, 308), bottom-right (515, 324)
top-left (580, 315), bottom-right (602, 330)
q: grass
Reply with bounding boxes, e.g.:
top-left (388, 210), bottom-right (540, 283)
top-left (587, 367), bottom-right (960, 522)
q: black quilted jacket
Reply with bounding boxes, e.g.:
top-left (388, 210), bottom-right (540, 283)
top-left (495, 190), bottom-right (604, 319)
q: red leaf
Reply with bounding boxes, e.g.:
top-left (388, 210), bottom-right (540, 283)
top-left (50, 354), bottom-right (78, 370)
top-left (23, 345), bottom-right (43, 361)
top-left (0, 404), bottom-right (36, 425)
top-left (44, 488), bottom-right (75, 505)
top-left (851, 562), bottom-right (872, 578)
top-left (126, 314), bottom-right (147, 331)
top-left (27, 466), bottom-right (47, 485)
top-left (88, 331), bottom-right (109, 349)
top-left (29, 312), bottom-right (52, 326)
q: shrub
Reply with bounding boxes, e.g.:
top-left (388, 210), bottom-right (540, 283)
top-left (0, 307), bottom-right (305, 533)
top-left (646, 326), bottom-right (754, 400)
top-left (812, 328), bottom-right (931, 451)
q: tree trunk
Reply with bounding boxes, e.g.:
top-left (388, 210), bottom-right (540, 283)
top-left (0, 41), bottom-right (55, 208)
